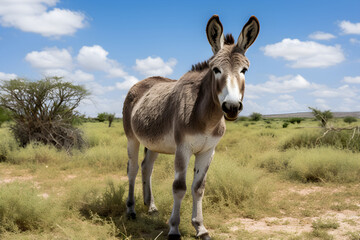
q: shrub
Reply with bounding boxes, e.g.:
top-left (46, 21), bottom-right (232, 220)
top-left (0, 77), bottom-right (89, 151)
top-left (344, 116), bottom-right (357, 124)
top-left (250, 112), bottom-right (262, 121)
top-left (283, 122), bottom-right (289, 128)
top-left (288, 117), bottom-right (303, 124)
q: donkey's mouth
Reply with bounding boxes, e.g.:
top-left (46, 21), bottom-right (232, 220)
top-left (224, 112), bottom-right (238, 121)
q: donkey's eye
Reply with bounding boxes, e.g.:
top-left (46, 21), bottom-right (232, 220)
top-left (241, 68), bottom-right (248, 74)
top-left (213, 67), bottom-right (221, 74)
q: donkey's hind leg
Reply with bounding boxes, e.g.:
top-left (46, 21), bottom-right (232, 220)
top-left (141, 148), bottom-right (158, 213)
top-left (126, 138), bottom-right (140, 219)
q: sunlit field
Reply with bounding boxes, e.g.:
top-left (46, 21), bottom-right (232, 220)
top-left (0, 118), bottom-right (359, 239)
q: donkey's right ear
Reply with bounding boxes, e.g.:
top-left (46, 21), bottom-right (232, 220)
top-left (206, 15), bottom-right (224, 54)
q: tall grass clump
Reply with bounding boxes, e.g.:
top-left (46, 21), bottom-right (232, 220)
top-left (65, 180), bottom-right (126, 218)
top-left (205, 161), bottom-right (271, 216)
top-left (286, 148), bottom-right (360, 183)
top-left (0, 183), bottom-right (60, 233)
top-left (282, 129), bottom-right (360, 152)
top-left (6, 142), bottom-right (69, 165)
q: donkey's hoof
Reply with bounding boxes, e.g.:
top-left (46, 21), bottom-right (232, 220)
top-left (148, 206), bottom-right (158, 214)
top-left (127, 212), bottom-right (136, 220)
top-left (199, 233), bottom-right (211, 240)
top-left (168, 234), bottom-right (181, 240)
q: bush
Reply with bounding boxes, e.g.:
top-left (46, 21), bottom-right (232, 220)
top-left (344, 116), bottom-right (357, 124)
top-left (283, 122), bottom-right (289, 128)
top-left (288, 117), bottom-right (303, 124)
top-left (250, 112), bottom-right (262, 121)
top-left (0, 77), bottom-right (89, 151)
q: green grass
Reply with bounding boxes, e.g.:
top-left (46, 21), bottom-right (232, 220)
top-left (0, 118), bottom-right (360, 239)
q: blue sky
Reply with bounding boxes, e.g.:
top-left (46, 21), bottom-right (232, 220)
top-left (1, 0), bottom-right (360, 117)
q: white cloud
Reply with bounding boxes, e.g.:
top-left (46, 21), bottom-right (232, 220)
top-left (315, 98), bottom-right (331, 110)
top-left (311, 85), bottom-right (358, 98)
top-left (77, 45), bottom-right (112, 71)
top-left (134, 57), bottom-right (177, 77)
top-left (77, 45), bottom-right (129, 79)
top-left (262, 38), bottom-right (345, 68)
top-left (343, 76), bottom-right (360, 84)
top-left (0, 72), bottom-right (17, 80)
top-left (69, 70), bottom-right (94, 82)
top-left (339, 20), bottom-right (360, 35)
top-left (247, 74), bottom-right (314, 94)
top-left (25, 47), bottom-right (73, 70)
top-left (350, 38), bottom-right (360, 44)
top-left (268, 95), bottom-right (304, 113)
top-left (309, 31), bottom-right (336, 40)
top-left (0, 0), bottom-right (86, 37)
top-left (115, 76), bottom-right (139, 90)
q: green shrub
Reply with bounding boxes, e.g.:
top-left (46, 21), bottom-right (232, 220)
top-left (250, 112), bottom-right (262, 121)
top-left (288, 117), bottom-right (303, 124)
top-left (344, 116), bottom-right (357, 124)
top-left (283, 122), bottom-right (289, 128)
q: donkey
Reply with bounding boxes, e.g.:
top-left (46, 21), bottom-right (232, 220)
top-left (122, 15), bottom-right (259, 239)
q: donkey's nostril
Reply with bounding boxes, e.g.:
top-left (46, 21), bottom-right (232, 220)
top-left (238, 102), bottom-right (243, 111)
top-left (222, 102), bottom-right (227, 112)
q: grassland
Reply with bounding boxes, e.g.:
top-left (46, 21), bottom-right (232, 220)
top-left (0, 118), bottom-right (359, 239)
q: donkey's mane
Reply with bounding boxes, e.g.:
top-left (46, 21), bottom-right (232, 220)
top-left (190, 33), bottom-right (235, 72)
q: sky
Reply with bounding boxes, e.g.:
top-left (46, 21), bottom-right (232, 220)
top-left (0, 0), bottom-right (360, 117)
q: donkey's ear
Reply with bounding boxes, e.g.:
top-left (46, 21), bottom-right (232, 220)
top-left (206, 15), bottom-right (225, 54)
top-left (237, 16), bottom-right (260, 53)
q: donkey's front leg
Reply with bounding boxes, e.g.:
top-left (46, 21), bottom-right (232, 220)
top-left (191, 148), bottom-right (215, 240)
top-left (168, 145), bottom-right (192, 239)
top-left (126, 139), bottom-right (140, 219)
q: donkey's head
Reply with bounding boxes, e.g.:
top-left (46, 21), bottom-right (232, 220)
top-left (206, 15), bottom-right (260, 121)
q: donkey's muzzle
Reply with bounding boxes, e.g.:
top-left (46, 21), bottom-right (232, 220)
top-left (222, 101), bottom-right (242, 121)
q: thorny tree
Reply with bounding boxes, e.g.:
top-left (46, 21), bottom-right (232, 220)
top-left (0, 77), bottom-right (89, 151)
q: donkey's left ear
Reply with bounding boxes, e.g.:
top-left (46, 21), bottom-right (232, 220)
top-left (237, 16), bottom-right (260, 53)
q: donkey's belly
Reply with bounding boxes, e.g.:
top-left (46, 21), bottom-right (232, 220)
top-left (138, 132), bottom-right (177, 154)
top-left (137, 132), bottom-right (221, 155)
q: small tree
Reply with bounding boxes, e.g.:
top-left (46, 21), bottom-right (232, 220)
top-left (0, 77), bottom-right (89, 151)
top-left (96, 112), bottom-right (115, 127)
top-left (107, 113), bottom-right (115, 127)
top-left (309, 107), bottom-right (333, 127)
top-left (250, 112), bottom-right (262, 121)
top-left (344, 116), bottom-right (357, 124)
